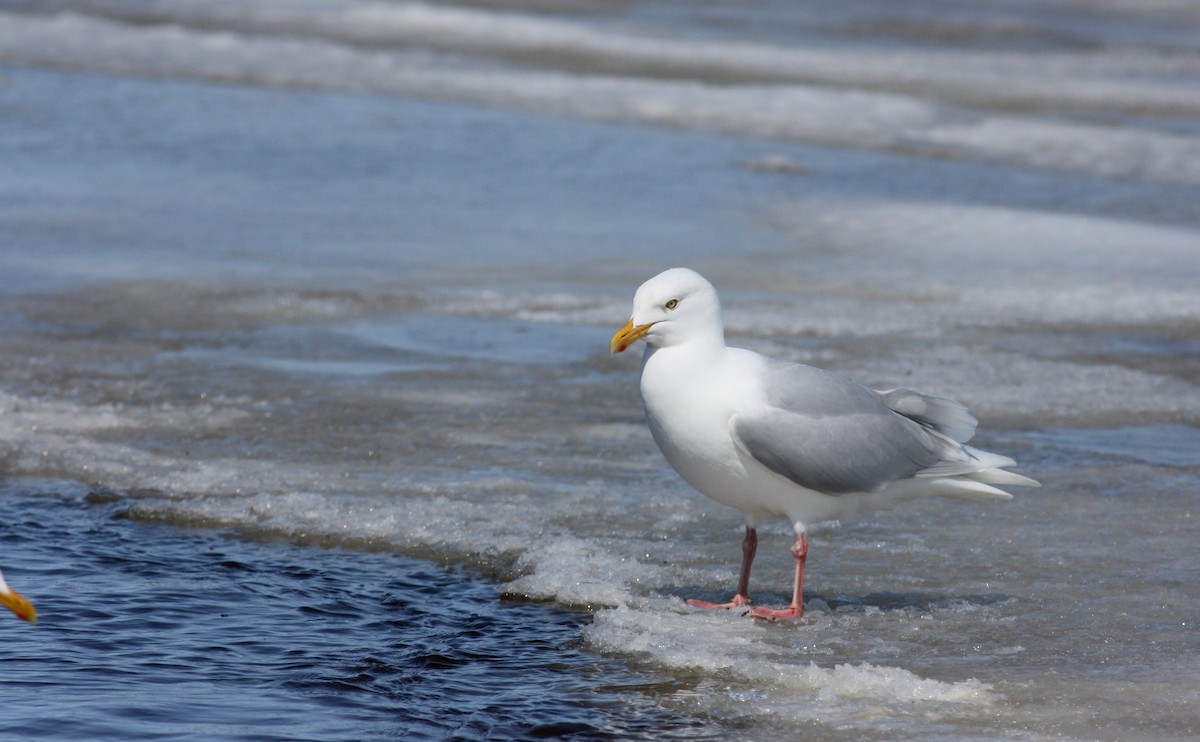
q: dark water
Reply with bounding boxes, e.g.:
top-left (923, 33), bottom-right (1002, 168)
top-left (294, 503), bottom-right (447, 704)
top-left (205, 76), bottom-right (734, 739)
top-left (0, 481), bottom-right (715, 740)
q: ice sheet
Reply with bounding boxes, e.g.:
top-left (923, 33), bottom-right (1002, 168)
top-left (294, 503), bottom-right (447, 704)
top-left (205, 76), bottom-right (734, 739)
top-left (2, 8), bottom-right (1199, 182)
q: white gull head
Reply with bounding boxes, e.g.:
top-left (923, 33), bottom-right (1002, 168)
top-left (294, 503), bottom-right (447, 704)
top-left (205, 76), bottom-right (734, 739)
top-left (610, 267), bottom-right (724, 353)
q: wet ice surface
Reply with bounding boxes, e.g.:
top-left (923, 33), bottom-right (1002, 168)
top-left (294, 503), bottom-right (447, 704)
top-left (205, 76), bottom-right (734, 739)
top-left (2, 0), bottom-right (1200, 738)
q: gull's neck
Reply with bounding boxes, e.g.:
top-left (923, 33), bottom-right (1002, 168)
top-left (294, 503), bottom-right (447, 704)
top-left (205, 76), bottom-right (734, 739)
top-left (643, 324), bottom-right (727, 368)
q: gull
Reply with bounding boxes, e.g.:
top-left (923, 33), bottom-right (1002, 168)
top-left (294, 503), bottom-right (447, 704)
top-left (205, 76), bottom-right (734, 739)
top-left (0, 568), bottom-right (37, 623)
top-left (610, 268), bottom-right (1039, 620)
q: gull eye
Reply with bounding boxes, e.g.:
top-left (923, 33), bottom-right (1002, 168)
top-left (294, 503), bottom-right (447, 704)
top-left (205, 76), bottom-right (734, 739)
top-left (665, 298), bottom-right (679, 310)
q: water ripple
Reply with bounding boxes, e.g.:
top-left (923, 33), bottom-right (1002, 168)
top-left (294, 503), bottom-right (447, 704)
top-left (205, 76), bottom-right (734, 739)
top-left (0, 481), bottom-right (718, 740)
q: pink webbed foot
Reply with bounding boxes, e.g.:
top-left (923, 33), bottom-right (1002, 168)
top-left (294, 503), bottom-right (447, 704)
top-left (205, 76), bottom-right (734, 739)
top-left (747, 604), bottom-right (803, 621)
top-left (687, 594), bottom-right (751, 611)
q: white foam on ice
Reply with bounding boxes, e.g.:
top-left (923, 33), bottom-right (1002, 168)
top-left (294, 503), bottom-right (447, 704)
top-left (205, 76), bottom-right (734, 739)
top-left (584, 604), bottom-right (996, 726)
top-left (503, 535), bottom-right (656, 609)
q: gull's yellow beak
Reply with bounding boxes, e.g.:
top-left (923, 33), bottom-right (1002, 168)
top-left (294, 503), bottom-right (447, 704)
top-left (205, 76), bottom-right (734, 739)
top-left (610, 318), bottom-right (656, 355)
top-left (0, 588), bottom-right (37, 624)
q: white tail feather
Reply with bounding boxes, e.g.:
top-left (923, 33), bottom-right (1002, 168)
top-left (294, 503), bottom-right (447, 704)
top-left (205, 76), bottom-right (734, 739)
top-left (964, 469), bottom-right (1041, 488)
top-left (887, 475), bottom-right (1017, 504)
top-left (933, 477), bottom-right (1015, 502)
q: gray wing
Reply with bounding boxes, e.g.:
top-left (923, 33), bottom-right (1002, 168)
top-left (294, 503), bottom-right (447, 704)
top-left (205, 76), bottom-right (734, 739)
top-left (731, 362), bottom-right (963, 495)
top-left (879, 388), bottom-right (977, 443)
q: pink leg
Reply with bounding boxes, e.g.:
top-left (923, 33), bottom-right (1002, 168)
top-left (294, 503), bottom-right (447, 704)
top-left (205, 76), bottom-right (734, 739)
top-left (748, 531), bottom-right (807, 621)
top-left (688, 526), bottom-right (757, 610)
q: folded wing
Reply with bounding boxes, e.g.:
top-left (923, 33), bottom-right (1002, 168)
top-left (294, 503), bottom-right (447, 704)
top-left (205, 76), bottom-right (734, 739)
top-left (731, 361), bottom-right (1035, 496)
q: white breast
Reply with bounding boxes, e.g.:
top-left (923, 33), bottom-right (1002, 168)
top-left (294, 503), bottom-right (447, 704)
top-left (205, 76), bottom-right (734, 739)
top-left (640, 346), bottom-right (761, 507)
